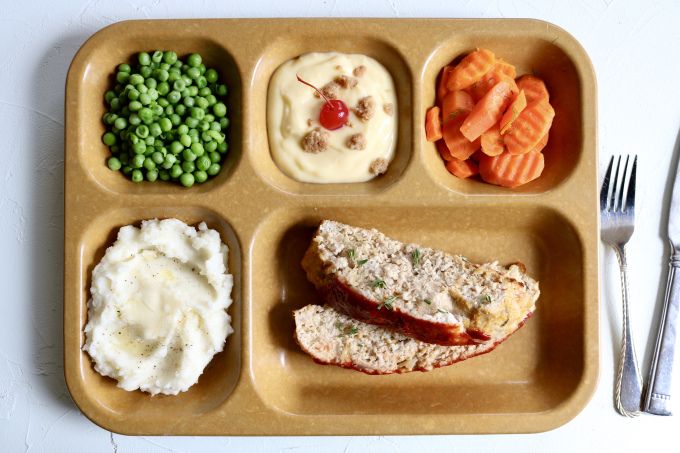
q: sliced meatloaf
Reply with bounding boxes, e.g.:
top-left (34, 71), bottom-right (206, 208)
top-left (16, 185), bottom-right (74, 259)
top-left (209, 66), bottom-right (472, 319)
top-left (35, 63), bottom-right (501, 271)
top-left (294, 304), bottom-right (527, 374)
top-left (302, 220), bottom-right (539, 346)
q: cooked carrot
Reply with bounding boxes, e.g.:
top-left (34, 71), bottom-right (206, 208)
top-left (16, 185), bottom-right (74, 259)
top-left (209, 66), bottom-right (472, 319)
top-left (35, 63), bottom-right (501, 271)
top-left (480, 123), bottom-right (505, 156)
top-left (516, 75), bottom-right (549, 104)
top-left (445, 157), bottom-right (479, 179)
top-left (441, 90), bottom-right (474, 122)
top-left (437, 65), bottom-right (455, 104)
top-left (478, 152), bottom-right (545, 188)
top-left (446, 49), bottom-right (496, 91)
top-left (504, 99), bottom-right (555, 155)
top-left (443, 116), bottom-right (480, 160)
top-left (530, 132), bottom-right (549, 154)
top-left (459, 79), bottom-right (515, 142)
top-left (425, 106), bottom-right (443, 142)
top-left (499, 90), bottom-right (527, 134)
top-left (467, 59), bottom-right (517, 102)
top-left (436, 139), bottom-right (454, 162)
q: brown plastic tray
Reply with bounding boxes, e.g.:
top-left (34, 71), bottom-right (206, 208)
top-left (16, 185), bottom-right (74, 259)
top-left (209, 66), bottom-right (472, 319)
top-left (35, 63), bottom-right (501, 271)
top-left (64, 18), bottom-right (599, 435)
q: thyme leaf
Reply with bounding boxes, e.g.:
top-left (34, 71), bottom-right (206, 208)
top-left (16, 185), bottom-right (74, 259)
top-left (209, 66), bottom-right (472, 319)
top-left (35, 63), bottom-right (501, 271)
top-left (378, 296), bottom-right (397, 310)
top-left (423, 298), bottom-right (432, 305)
top-left (357, 259), bottom-right (368, 267)
top-left (346, 249), bottom-right (356, 262)
top-left (372, 279), bottom-right (386, 289)
top-left (411, 249), bottom-right (422, 267)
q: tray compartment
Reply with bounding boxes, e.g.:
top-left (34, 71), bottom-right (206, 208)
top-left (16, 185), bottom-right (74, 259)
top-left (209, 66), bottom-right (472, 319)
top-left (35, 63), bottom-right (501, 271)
top-left (421, 25), bottom-right (590, 195)
top-left (68, 30), bottom-right (243, 194)
top-left (66, 206), bottom-right (242, 423)
top-left (249, 33), bottom-right (413, 196)
top-left (249, 205), bottom-right (586, 416)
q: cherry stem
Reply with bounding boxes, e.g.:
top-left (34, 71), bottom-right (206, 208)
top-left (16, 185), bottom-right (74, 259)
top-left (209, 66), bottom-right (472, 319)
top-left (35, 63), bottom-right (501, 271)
top-left (296, 74), bottom-right (331, 105)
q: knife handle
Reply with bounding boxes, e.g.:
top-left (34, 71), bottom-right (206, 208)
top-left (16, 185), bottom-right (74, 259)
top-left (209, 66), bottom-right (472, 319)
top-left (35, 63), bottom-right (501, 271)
top-left (644, 248), bottom-right (680, 415)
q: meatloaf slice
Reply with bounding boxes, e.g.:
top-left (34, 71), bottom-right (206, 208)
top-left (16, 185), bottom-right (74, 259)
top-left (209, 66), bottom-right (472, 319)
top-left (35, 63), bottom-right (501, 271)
top-left (301, 220), bottom-right (539, 346)
top-left (294, 304), bottom-right (525, 374)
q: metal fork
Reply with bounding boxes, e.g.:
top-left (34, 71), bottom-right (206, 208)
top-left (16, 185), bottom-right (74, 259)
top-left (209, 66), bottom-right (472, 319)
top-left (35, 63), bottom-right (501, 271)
top-left (600, 155), bottom-right (642, 417)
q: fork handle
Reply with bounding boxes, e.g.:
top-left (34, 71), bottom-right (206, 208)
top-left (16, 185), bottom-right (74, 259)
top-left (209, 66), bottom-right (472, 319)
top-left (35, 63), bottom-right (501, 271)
top-left (614, 245), bottom-right (643, 416)
top-left (644, 248), bottom-right (680, 415)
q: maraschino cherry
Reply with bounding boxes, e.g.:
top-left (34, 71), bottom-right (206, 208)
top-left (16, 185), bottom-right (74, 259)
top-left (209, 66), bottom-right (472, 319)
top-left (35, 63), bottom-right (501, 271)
top-left (297, 75), bottom-right (349, 130)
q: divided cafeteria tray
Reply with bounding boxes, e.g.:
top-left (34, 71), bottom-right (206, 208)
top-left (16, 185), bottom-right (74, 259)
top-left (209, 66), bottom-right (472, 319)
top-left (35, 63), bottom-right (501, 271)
top-left (64, 18), bottom-right (598, 435)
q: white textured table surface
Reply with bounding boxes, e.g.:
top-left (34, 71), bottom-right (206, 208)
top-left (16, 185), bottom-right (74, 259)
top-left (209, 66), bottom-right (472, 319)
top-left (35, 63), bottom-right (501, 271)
top-left (2, 0), bottom-right (680, 451)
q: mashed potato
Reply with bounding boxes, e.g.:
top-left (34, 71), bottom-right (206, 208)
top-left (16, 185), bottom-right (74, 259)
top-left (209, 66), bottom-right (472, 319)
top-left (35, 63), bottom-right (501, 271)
top-left (83, 219), bottom-right (234, 396)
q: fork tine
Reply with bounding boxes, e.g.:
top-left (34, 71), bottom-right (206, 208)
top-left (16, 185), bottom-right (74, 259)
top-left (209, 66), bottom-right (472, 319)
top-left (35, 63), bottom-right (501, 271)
top-left (610, 155), bottom-right (622, 211)
top-left (601, 156), bottom-right (614, 210)
top-left (617, 155), bottom-right (630, 212)
top-left (625, 155), bottom-right (637, 212)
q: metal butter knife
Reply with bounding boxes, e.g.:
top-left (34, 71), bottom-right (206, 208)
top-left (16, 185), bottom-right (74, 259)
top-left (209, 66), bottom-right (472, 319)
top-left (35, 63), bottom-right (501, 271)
top-left (644, 156), bottom-right (680, 415)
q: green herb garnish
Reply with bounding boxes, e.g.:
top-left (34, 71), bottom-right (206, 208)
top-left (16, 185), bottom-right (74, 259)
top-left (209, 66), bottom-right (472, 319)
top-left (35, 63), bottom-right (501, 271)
top-left (423, 298), bottom-right (432, 305)
top-left (481, 294), bottom-right (493, 304)
top-left (378, 296), bottom-right (397, 310)
top-left (357, 259), bottom-right (368, 267)
top-left (346, 249), bottom-right (356, 261)
top-left (437, 308), bottom-right (448, 314)
top-left (411, 249), bottom-right (422, 267)
top-left (372, 279), bottom-right (386, 289)
top-left (336, 322), bottom-right (359, 337)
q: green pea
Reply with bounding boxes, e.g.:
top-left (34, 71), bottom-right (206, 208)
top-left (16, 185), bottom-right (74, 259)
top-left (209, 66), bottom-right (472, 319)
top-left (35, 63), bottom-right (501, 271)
top-left (196, 155), bottom-right (211, 171)
top-left (159, 117), bottom-right (172, 132)
top-left (129, 113), bottom-right (141, 126)
top-left (139, 108), bottom-right (153, 123)
top-left (162, 154), bottom-right (176, 169)
top-left (140, 66), bottom-right (152, 78)
top-left (129, 74), bottom-right (144, 85)
top-left (145, 136), bottom-right (155, 146)
top-left (127, 88), bottom-right (140, 101)
top-left (143, 157), bottom-right (156, 171)
top-left (132, 141), bottom-right (146, 155)
top-left (122, 165), bottom-right (132, 175)
top-left (182, 149), bottom-right (196, 162)
top-left (157, 97), bottom-right (169, 108)
top-left (183, 96), bottom-right (195, 108)
top-left (138, 52), bottom-right (151, 66)
top-left (179, 134), bottom-right (192, 147)
top-left (180, 172), bottom-right (195, 187)
top-left (178, 124), bottom-right (189, 135)
top-left (182, 74), bottom-right (192, 86)
top-left (146, 169), bottom-right (158, 182)
top-left (182, 160), bottom-right (195, 173)
top-left (157, 70), bottom-right (169, 82)
top-left (210, 121), bottom-right (220, 131)
top-left (137, 83), bottom-right (148, 94)
top-left (151, 104), bottom-right (163, 116)
top-left (205, 68), bottom-right (218, 84)
top-left (173, 60), bottom-right (182, 68)
top-left (135, 125), bottom-right (149, 138)
top-left (202, 131), bottom-right (213, 142)
top-left (173, 79), bottom-right (186, 91)
top-left (213, 102), bottom-right (227, 117)
top-left (194, 170), bottom-right (208, 183)
top-left (163, 51), bottom-right (177, 64)
top-left (132, 154), bottom-right (145, 168)
top-left (116, 72), bottom-right (129, 83)
top-left (217, 141), bottom-right (228, 153)
top-left (131, 169), bottom-right (144, 182)
top-left (170, 113), bottom-right (181, 126)
top-left (216, 84), bottom-right (227, 96)
top-left (152, 50), bottom-right (163, 63)
top-left (129, 100), bottom-right (142, 111)
top-left (107, 156), bottom-right (122, 171)
top-left (170, 141), bottom-right (183, 154)
top-left (175, 104), bottom-right (186, 116)
top-left (145, 77), bottom-right (157, 89)
top-left (190, 107), bottom-right (204, 120)
top-left (139, 93), bottom-right (151, 105)
top-left (151, 151), bottom-right (164, 164)
top-left (206, 142), bottom-right (218, 154)
top-left (105, 90), bottom-right (116, 103)
top-left (196, 97), bottom-right (209, 110)
top-left (208, 151), bottom-right (221, 163)
top-left (159, 170), bottom-right (170, 181)
top-left (198, 64), bottom-right (206, 75)
top-left (199, 87), bottom-right (212, 97)
top-left (170, 164), bottom-right (183, 178)
top-left (191, 142), bottom-right (205, 156)
top-left (164, 105), bottom-right (174, 116)
top-left (167, 90), bottom-right (181, 104)
top-left (187, 67), bottom-right (200, 80)
top-left (109, 98), bottom-right (121, 111)
top-left (207, 163), bottom-right (221, 176)
top-left (102, 132), bottom-right (116, 146)
top-left (188, 86), bottom-right (198, 97)
top-left (148, 88), bottom-right (158, 101)
top-left (118, 63), bottom-right (131, 73)
top-left (187, 53), bottom-right (202, 68)
top-left (220, 117), bottom-right (229, 129)
top-left (110, 145), bottom-right (120, 154)
top-left (196, 76), bottom-right (207, 89)
top-left (157, 82), bottom-right (170, 96)
top-left (206, 94), bottom-right (217, 106)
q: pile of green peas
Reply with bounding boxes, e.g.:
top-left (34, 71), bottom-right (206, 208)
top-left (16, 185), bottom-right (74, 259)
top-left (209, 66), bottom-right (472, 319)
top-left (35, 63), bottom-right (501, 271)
top-left (101, 50), bottom-right (229, 187)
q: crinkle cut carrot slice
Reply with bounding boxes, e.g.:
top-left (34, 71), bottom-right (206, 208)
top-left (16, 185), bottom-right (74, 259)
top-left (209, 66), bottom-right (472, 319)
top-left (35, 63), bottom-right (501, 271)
top-left (478, 151), bottom-right (545, 188)
top-left (499, 90), bottom-right (527, 135)
top-left (480, 123), bottom-right (505, 156)
top-left (445, 157), bottom-right (479, 179)
top-left (441, 90), bottom-right (474, 123)
top-left (437, 65), bottom-right (455, 104)
top-left (467, 59), bottom-right (517, 102)
top-left (516, 75), bottom-right (549, 104)
top-left (504, 99), bottom-right (555, 155)
top-left (425, 106), bottom-right (442, 142)
top-left (460, 79), bottom-right (515, 142)
top-left (436, 139), bottom-right (454, 162)
top-left (446, 48), bottom-right (496, 91)
top-left (443, 115), bottom-right (481, 160)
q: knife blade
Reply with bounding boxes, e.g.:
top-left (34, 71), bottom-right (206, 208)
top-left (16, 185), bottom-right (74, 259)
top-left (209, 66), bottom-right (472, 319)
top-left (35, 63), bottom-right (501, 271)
top-left (644, 153), bottom-right (680, 415)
